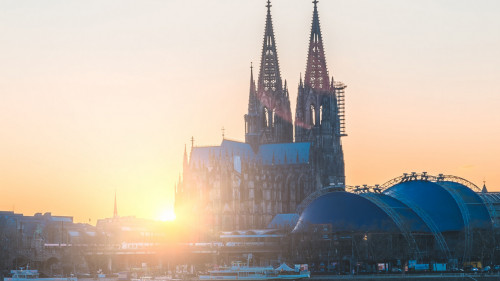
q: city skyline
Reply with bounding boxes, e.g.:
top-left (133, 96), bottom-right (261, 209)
top-left (1, 0), bottom-right (500, 223)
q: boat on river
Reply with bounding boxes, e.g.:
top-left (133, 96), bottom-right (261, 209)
top-left (275, 264), bottom-right (309, 280)
top-left (5, 268), bottom-right (77, 281)
top-left (198, 262), bottom-right (309, 281)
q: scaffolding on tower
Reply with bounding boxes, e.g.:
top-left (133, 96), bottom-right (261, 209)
top-left (335, 81), bottom-right (347, 136)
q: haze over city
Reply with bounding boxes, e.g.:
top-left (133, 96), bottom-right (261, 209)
top-left (1, 0), bottom-right (500, 224)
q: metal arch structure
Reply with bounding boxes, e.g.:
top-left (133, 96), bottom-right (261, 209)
top-left (440, 175), bottom-right (482, 192)
top-left (294, 173), bottom-right (485, 261)
top-left (478, 192), bottom-right (500, 228)
top-left (360, 193), bottom-right (422, 260)
top-left (295, 184), bottom-right (429, 260)
top-left (380, 172), bottom-right (481, 258)
top-left (295, 183), bottom-right (451, 259)
top-left (295, 184), bottom-right (422, 260)
top-left (345, 179), bottom-right (455, 259)
top-left (385, 189), bottom-right (452, 260)
top-left (439, 185), bottom-right (472, 262)
top-left (378, 172), bottom-right (481, 192)
top-left (295, 185), bottom-right (344, 214)
top-left (376, 172), bottom-right (483, 261)
top-left (377, 172), bottom-right (480, 261)
top-left (298, 183), bottom-right (384, 214)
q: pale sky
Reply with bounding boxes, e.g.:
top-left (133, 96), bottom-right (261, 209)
top-left (1, 0), bottom-right (499, 223)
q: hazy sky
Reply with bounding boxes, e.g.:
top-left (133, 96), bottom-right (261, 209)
top-left (1, 0), bottom-right (499, 223)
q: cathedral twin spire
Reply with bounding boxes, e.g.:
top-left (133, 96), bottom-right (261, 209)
top-left (245, 0), bottom-right (342, 157)
top-left (304, 0), bottom-right (330, 90)
top-left (257, 0), bottom-right (283, 98)
top-left (297, 0), bottom-right (346, 185)
top-left (245, 0), bottom-right (292, 148)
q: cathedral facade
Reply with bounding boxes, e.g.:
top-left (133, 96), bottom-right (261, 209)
top-left (175, 1), bottom-right (346, 234)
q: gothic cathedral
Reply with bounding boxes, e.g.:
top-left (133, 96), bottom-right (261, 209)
top-left (175, 0), bottom-right (346, 234)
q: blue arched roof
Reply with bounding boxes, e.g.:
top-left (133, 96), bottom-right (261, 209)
top-left (294, 192), bottom-right (399, 233)
top-left (384, 181), bottom-right (464, 232)
top-left (436, 181), bottom-right (492, 229)
top-left (359, 193), bottom-right (430, 233)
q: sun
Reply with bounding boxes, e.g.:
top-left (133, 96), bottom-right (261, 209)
top-left (156, 208), bottom-right (176, 222)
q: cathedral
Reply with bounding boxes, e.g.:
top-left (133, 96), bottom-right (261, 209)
top-left (175, 0), bottom-right (347, 233)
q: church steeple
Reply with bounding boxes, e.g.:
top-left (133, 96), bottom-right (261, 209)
top-left (257, 0), bottom-right (283, 99)
top-left (245, 63), bottom-right (260, 148)
top-left (248, 63), bottom-right (258, 115)
top-left (482, 181), bottom-right (488, 193)
top-left (304, 0), bottom-right (330, 90)
top-left (245, 0), bottom-right (293, 148)
top-left (295, 0), bottom-right (345, 187)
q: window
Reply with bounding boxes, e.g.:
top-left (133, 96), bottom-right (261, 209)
top-left (264, 107), bottom-right (269, 127)
top-left (310, 104), bottom-right (316, 126)
top-left (319, 105), bottom-right (323, 125)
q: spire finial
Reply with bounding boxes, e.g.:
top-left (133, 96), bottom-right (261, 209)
top-left (190, 136), bottom-right (194, 149)
top-left (250, 62), bottom-right (254, 81)
top-left (222, 126), bottom-right (225, 139)
top-left (266, 0), bottom-right (271, 9)
top-left (313, 0), bottom-right (318, 7)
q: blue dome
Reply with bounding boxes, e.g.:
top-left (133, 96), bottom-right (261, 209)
top-left (384, 180), bottom-right (464, 232)
top-left (294, 192), bottom-right (399, 233)
top-left (435, 181), bottom-right (492, 229)
top-left (359, 193), bottom-right (431, 233)
top-left (292, 174), bottom-right (494, 262)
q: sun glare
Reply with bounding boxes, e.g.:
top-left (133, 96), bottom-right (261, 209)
top-left (157, 208), bottom-right (176, 222)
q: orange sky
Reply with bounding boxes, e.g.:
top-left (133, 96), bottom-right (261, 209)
top-left (1, 0), bottom-right (499, 223)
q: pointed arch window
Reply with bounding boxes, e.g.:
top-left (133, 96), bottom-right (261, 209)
top-left (319, 105), bottom-right (323, 125)
top-left (263, 107), bottom-right (269, 128)
top-left (310, 104), bottom-right (316, 126)
top-left (271, 109), bottom-right (275, 128)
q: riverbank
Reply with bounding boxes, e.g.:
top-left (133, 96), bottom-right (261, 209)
top-left (310, 273), bottom-right (500, 280)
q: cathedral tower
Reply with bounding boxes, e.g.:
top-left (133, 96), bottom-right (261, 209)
top-left (245, 64), bottom-right (260, 147)
top-left (295, 0), bottom-right (345, 187)
top-left (245, 0), bottom-right (293, 150)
